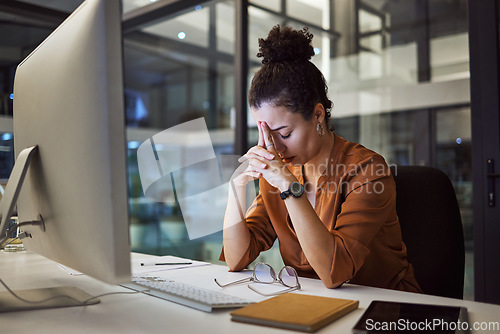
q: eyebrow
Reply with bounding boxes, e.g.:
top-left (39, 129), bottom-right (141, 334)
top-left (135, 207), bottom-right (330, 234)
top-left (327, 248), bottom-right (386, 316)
top-left (269, 125), bottom-right (288, 132)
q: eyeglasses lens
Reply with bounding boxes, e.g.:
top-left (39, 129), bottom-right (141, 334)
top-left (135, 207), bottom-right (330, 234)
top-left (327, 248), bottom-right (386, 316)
top-left (254, 263), bottom-right (276, 283)
top-left (280, 266), bottom-right (298, 287)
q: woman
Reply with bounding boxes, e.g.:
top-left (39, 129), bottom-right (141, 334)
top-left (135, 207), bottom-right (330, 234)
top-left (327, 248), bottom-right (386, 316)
top-left (221, 25), bottom-right (421, 292)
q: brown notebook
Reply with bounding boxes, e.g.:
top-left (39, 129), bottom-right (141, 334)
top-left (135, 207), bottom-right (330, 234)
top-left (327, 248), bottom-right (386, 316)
top-left (230, 293), bottom-right (359, 332)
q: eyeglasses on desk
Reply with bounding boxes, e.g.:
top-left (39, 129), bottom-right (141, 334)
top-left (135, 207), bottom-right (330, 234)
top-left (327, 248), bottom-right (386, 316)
top-left (214, 263), bottom-right (301, 296)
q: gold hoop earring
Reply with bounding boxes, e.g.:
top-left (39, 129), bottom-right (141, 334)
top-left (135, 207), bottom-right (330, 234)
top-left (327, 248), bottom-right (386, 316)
top-left (316, 123), bottom-right (325, 137)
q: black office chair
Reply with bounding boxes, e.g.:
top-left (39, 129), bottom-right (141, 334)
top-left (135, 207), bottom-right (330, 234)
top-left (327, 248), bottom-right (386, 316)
top-left (390, 166), bottom-right (465, 299)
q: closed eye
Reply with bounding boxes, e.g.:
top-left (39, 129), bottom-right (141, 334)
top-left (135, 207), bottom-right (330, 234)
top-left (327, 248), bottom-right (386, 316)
top-left (279, 132), bottom-right (291, 139)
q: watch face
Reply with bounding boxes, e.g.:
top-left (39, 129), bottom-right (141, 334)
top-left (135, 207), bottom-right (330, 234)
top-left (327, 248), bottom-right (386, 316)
top-left (290, 182), bottom-right (304, 197)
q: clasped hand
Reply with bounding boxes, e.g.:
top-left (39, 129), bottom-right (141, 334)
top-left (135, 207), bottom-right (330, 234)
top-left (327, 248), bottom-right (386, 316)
top-left (231, 121), bottom-right (296, 192)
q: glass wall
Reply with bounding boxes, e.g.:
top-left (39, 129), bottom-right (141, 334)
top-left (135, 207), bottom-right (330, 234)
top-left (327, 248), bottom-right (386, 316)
top-left (0, 129), bottom-right (14, 180)
top-left (246, 0), bottom-right (472, 297)
top-left (123, 1), bottom-right (236, 263)
top-left (342, 0), bottom-right (472, 299)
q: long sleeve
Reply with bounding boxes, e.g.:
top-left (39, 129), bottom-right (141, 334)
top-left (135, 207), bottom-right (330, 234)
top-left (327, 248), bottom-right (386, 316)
top-left (219, 187), bottom-right (278, 271)
top-left (322, 159), bottom-right (401, 287)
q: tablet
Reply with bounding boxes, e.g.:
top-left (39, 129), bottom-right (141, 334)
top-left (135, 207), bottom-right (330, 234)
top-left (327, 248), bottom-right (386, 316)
top-left (352, 300), bottom-right (470, 333)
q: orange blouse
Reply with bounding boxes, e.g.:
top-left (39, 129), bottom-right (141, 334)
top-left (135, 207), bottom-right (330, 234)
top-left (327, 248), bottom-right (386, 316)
top-left (221, 134), bottom-right (422, 293)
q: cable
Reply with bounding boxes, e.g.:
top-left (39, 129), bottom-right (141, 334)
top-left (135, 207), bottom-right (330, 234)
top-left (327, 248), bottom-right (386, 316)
top-left (0, 278), bottom-right (149, 306)
top-left (80, 290), bottom-right (150, 305)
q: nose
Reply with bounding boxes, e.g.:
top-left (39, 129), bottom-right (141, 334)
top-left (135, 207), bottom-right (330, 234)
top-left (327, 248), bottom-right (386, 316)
top-left (273, 139), bottom-right (286, 157)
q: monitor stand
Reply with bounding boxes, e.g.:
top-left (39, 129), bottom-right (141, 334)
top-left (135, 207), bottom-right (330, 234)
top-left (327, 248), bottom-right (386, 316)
top-left (0, 146), bottom-right (39, 245)
top-left (0, 146), bottom-right (100, 312)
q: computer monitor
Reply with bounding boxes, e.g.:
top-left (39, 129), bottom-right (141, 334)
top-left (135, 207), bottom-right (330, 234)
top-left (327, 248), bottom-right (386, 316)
top-left (0, 0), bottom-right (130, 291)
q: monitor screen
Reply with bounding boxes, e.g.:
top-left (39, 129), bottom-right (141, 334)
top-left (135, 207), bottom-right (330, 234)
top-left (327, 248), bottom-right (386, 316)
top-left (7, 0), bottom-right (130, 285)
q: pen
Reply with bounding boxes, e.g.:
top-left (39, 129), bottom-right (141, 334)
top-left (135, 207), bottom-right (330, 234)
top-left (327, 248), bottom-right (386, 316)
top-left (140, 262), bottom-right (192, 266)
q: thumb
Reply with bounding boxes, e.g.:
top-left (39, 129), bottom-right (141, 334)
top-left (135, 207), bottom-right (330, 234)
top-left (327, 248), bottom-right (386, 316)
top-left (261, 122), bottom-right (277, 156)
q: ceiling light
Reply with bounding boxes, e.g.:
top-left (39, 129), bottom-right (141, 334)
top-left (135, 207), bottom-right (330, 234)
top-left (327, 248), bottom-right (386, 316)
top-left (2, 133), bottom-right (12, 141)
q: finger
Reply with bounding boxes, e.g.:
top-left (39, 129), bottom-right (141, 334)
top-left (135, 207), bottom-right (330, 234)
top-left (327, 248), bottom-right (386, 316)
top-left (243, 171), bottom-right (262, 180)
top-left (247, 171), bottom-right (262, 178)
top-left (257, 121), bottom-right (265, 148)
top-left (239, 147), bottom-right (275, 162)
top-left (240, 162), bottom-right (263, 179)
top-left (261, 122), bottom-right (277, 154)
top-left (230, 163), bottom-right (262, 186)
top-left (233, 160), bottom-right (254, 175)
top-left (239, 156), bottom-right (269, 170)
top-left (249, 145), bottom-right (276, 159)
top-left (236, 155), bottom-right (269, 174)
top-left (248, 159), bottom-right (268, 170)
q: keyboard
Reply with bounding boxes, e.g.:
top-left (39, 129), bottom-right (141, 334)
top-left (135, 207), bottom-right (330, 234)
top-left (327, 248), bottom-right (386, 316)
top-left (121, 276), bottom-right (254, 312)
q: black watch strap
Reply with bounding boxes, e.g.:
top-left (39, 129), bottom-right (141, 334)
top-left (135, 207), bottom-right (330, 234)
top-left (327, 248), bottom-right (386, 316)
top-left (280, 189), bottom-right (291, 200)
top-left (280, 181), bottom-right (304, 200)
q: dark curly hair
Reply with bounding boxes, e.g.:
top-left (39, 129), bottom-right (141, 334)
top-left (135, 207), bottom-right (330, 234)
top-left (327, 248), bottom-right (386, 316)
top-left (248, 25), bottom-right (333, 129)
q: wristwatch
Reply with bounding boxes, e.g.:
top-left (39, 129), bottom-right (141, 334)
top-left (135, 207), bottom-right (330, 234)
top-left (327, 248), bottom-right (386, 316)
top-left (280, 181), bottom-right (304, 200)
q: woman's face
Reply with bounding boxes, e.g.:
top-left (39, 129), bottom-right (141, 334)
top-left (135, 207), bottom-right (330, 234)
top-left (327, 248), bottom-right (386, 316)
top-left (252, 102), bottom-right (322, 166)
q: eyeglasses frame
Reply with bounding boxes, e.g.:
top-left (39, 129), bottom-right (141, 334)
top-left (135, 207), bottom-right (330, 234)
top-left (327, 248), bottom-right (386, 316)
top-left (214, 262), bottom-right (301, 296)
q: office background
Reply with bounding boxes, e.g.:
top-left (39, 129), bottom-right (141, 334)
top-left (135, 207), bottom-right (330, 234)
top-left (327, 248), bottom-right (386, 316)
top-left (0, 0), bottom-right (497, 304)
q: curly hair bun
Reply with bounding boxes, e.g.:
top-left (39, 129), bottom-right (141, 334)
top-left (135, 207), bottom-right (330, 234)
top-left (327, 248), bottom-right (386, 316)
top-left (257, 25), bottom-right (315, 64)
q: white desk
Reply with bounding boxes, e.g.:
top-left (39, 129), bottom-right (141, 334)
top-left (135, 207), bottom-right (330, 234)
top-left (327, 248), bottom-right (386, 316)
top-left (1, 250), bottom-right (499, 333)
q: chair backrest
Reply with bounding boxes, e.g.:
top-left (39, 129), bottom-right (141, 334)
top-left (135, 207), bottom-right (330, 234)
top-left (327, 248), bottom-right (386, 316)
top-left (390, 166), bottom-right (465, 299)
